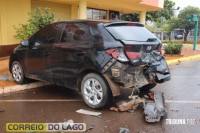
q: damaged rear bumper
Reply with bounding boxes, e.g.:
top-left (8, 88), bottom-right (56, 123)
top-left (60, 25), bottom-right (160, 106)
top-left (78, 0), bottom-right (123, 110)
top-left (102, 51), bottom-right (171, 95)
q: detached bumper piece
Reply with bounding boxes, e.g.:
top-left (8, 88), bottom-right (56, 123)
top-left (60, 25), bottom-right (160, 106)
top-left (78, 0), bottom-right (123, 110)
top-left (110, 91), bottom-right (166, 123)
top-left (144, 91), bottom-right (166, 122)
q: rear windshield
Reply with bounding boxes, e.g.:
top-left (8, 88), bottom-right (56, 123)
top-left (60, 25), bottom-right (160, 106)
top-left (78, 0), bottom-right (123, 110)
top-left (106, 26), bottom-right (158, 42)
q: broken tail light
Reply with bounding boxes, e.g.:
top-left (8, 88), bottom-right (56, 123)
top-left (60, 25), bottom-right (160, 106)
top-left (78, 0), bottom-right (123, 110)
top-left (124, 45), bottom-right (143, 63)
top-left (125, 52), bottom-right (141, 59)
top-left (106, 48), bottom-right (129, 62)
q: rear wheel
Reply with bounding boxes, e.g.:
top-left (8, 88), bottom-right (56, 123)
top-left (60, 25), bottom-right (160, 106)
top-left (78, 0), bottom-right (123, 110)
top-left (81, 73), bottom-right (111, 109)
top-left (11, 61), bottom-right (27, 84)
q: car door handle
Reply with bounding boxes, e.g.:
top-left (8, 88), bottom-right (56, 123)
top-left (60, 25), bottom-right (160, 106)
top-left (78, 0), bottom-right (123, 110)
top-left (75, 52), bottom-right (86, 56)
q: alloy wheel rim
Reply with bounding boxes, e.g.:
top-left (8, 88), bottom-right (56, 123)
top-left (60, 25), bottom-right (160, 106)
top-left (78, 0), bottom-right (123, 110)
top-left (83, 78), bottom-right (103, 106)
top-left (12, 64), bottom-right (22, 82)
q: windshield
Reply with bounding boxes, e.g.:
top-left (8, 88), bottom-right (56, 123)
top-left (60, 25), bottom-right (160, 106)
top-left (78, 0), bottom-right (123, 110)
top-left (106, 26), bottom-right (158, 42)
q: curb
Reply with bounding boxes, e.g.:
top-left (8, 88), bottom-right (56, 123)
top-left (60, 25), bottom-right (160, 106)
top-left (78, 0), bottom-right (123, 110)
top-left (166, 54), bottom-right (200, 65)
top-left (0, 82), bottom-right (52, 95)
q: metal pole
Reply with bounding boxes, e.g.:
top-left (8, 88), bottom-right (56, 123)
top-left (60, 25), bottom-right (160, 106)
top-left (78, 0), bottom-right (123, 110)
top-left (193, 21), bottom-right (198, 50)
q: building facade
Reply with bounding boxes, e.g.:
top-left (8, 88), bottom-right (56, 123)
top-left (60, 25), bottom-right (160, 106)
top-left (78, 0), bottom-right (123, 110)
top-left (0, 0), bottom-right (164, 57)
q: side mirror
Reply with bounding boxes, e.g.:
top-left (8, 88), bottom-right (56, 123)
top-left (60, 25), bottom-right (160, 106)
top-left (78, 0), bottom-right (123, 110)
top-left (21, 40), bottom-right (29, 46)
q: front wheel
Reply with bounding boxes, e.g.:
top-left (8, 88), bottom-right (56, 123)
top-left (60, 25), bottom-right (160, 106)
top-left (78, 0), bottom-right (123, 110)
top-left (11, 61), bottom-right (27, 84)
top-left (81, 73), bottom-right (111, 109)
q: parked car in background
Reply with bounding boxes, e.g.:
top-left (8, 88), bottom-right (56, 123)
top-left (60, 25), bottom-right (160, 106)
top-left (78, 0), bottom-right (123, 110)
top-left (174, 29), bottom-right (184, 40)
top-left (9, 20), bottom-right (171, 109)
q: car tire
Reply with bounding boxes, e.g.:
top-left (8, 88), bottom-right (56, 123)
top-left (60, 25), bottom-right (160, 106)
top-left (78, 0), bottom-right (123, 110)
top-left (11, 61), bottom-right (26, 84)
top-left (81, 73), bottom-right (111, 109)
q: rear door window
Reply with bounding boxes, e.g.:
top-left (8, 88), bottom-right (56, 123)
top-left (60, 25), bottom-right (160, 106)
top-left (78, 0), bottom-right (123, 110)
top-left (61, 22), bottom-right (93, 48)
top-left (105, 25), bottom-right (158, 42)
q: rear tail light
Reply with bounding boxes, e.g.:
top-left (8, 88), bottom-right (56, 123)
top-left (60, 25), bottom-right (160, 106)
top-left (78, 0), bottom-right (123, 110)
top-left (106, 48), bottom-right (129, 62)
top-left (126, 52), bottom-right (141, 59)
top-left (125, 46), bottom-right (142, 59)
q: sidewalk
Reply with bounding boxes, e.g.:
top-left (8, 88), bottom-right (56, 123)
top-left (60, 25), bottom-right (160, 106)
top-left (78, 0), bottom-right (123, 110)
top-left (0, 59), bottom-right (15, 87)
top-left (0, 45), bottom-right (200, 90)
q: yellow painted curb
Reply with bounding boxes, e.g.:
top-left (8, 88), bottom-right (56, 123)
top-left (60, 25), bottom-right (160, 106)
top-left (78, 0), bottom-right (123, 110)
top-left (183, 44), bottom-right (200, 46)
top-left (166, 54), bottom-right (200, 65)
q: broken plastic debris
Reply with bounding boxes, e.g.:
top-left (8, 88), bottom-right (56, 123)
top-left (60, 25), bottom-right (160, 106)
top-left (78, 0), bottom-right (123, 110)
top-left (144, 91), bottom-right (166, 122)
top-left (84, 125), bottom-right (94, 132)
top-left (117, 101), bottom-right (139, 112)
top-left (76, 109), bottom-right (101, 116)
top-left (64, 119), bottom-right (74, 123)
top-left (110, 96), bottom-right (144, 112)
top-left (60, 119), bottom-right (74, 133)
top-left (119, 127), bottom-right (130, 133)
top-left (110, 107), bottom-right (119, 112)
top-left (147, 92), bottom-right (154, 100)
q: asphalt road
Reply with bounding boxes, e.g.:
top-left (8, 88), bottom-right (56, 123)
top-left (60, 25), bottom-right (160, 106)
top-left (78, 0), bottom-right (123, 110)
top-left (0, 60), bottom-right (200, 133)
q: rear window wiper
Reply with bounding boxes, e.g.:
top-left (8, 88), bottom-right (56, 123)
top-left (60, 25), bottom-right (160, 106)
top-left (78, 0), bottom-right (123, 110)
top-left (146, 38), bottom-right (157, 42)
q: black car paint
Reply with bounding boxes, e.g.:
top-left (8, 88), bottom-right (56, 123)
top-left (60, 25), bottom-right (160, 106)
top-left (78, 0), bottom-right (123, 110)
top-left (9, 20), bottom-right (171, 95)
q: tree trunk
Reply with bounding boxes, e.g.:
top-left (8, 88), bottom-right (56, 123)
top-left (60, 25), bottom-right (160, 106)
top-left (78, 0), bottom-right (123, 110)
top-left (184, 31), bottom-right (189, 43)
top-left (168, 32), bottom-right (171, 41)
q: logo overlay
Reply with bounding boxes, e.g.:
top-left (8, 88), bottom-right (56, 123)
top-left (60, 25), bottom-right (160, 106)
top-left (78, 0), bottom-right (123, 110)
top-left (166, 119), bottom-right (196, 125)
top-left (6, 123), bottom-right (86, 132)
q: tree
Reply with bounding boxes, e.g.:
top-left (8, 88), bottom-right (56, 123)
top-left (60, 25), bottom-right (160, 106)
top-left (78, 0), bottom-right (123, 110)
top-left (161, 17), bottom-right (178, 40)
top-left (123, 13), bottom-right (139, 22)
top-left (176, 6), bottom-right (200, 42)
top-left (123, 0), bottom-right (175, 22)
top-left (14, 8), bottom-right (56, 40)
top-left (147, 0), bottom-right (175, 22)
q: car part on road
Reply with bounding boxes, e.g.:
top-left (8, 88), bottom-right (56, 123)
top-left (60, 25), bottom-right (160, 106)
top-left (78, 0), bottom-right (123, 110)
top-left (84, 125), bottom-right (95, 132)
top-left (119, 127), bottom-right (130, 133)
top-left (110, 91), bottom-right (166, 123)
top-left (76, 109), bottom-right (101, 117)
top-left (117, 95), bottom-right (144, 112)
top-left (144, 91), bottom-right (166, 122)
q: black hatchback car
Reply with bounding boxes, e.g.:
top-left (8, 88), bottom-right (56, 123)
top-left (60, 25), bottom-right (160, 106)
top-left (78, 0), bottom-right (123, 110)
top-left (9, 20), bottom-right (170, 109)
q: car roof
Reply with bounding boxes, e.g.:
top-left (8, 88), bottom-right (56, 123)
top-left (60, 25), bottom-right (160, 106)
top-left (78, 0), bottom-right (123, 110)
top-left (54, 19), bottom-right (144, 27)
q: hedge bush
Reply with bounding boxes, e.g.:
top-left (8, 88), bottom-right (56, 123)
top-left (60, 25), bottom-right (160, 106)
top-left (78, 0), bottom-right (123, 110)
top-left (162, 40), bottom-right (183, 44)
top-left (164, 42), bottom-right (183, 55)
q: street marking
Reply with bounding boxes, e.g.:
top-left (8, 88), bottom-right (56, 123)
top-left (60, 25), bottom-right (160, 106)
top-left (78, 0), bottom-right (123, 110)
top-left (165, 100), bottom-right (200, 103)
top-left (0, 99), bottom-right (82, 102)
